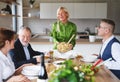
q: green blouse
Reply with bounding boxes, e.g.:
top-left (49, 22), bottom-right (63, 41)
top-left (50, 21), bottom-right (77, 49)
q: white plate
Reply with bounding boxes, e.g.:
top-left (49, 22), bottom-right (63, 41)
top-left (53, 50), bottom-right (76, 59)
top-left (22, 65), bottom-right (40, 76)
top-left (81, 56), bottom-right (97, 63)
top-left (53, 60), bottom-right (64, 64)
top-left (81, 58), bottom-right (95, 63)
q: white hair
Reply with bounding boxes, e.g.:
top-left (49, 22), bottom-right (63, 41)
top-left (17, 26), bottom-right (31, 35)
top-left (57, 6), bottom-right (69, 18)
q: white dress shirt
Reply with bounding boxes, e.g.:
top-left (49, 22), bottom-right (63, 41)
top-left (0, 51), bottom-right (15, 82)
top-left (23, 46), bottom-right (30, 60)
top-left (100, 35), bottom-right (120, 70)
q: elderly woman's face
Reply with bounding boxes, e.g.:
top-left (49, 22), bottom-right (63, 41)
top-left (57, 9), bottom-right (68, 22)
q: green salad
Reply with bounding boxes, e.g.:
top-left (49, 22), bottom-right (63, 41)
top-left (49, 60), bottom-right (99, 82)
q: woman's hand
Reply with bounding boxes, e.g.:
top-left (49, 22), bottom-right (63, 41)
top-left (7, 75), bottom-right (30, 82)
top-left (69, 43), bottom-right (73, 50)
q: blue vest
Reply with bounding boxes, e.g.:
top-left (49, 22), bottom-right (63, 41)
top-left (99, 37), bottom-right (120, 79)
top-left (102, 38), bottom-right (120, 61)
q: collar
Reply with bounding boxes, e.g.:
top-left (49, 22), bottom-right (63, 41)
top-left (102, 35), bottom-right (114, 45)
top-left (0, 51), bottom-right (10, 63)
top-left (23, 44), bottom-right (28, 47)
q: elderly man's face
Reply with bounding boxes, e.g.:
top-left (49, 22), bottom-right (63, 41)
top-left (18, 29), bottom-right (31, 46)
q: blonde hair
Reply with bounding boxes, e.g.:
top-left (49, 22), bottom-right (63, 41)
top-left (57, 7), bottom-right (69, 19)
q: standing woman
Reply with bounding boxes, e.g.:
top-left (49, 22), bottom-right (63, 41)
top-left (51, 7), bottom-right (77, 49)
top-left (0, 27), bottom-right (30, 82)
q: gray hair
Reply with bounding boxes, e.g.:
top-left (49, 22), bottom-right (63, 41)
top-left (18, 26), bottom-right (31, 34)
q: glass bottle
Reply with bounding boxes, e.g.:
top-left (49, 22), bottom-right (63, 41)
top-left (38, 54), bottom-right (48, 82)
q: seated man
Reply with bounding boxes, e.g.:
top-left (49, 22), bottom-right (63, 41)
top-left (9, 26), bottom-right (44, 69)
top-left (96, 19), bottom-right (120, 79)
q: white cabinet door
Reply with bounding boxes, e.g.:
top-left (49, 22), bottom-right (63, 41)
top-left (40, 3), bottom-right (107, 19)
top-left (62, 3), bottom-right (74, 19)
top-left (74, 3), bottom-right (95, 18)
top-left (40, 3), bottom-right (74, 19)
top-left (74, 3), bottom-right (107, 19)
top-left (95, 3), bottom-right (107, 18)
top-left (40, 3), bottom-right (53, 19)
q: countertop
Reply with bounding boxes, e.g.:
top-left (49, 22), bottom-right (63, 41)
top-left (30, 33), bottom-right (120, 45)
top-left (30, 38), bottom-right (102, 44)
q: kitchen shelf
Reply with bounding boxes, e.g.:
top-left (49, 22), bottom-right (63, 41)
top-left (23, 16), bottom-right (39, 19)
top-left (0, 14), bottom-right (20, 17)
top-left (22, 6), bottom-right (40, 21)
top-left (0, 0), bottom-right (19, 5)
top-left (23, 7), bottom-right (39, 10)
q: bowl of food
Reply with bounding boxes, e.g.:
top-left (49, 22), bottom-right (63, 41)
top-left (57, 42), bottom-right (73, 53)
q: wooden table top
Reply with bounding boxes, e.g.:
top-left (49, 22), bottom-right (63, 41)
top-left (45, 58), bottom-right (120, 82)
top-left (94, 66), bottom-right (120, 82)
top-left (25, 58), bottom-right (120, 82)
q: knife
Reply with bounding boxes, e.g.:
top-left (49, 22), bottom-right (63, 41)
top-left (91, 58), bottom-right (112, 70)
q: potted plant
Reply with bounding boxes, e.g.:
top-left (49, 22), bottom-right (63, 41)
top-left (89, 33), bottom-right (96, 42)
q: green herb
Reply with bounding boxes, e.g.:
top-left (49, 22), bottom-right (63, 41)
top-left (49, 60), bottom-right (98, 82)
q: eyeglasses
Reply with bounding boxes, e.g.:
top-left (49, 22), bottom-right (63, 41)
top-left (97, 26), bottom-right (108, 29)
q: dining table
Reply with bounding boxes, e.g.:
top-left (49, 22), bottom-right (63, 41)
top-left (22, 53), bottom-right (120, 82)
top-left (45, 58), bottom-right (120, 82)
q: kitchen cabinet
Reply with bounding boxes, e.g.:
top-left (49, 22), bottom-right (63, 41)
top-left (74, 3), bottom-right (95, 18)
top-left (74, 3), bottom-right (107, 18)
top-left (40, 3), bottom-right (107, 19)
top-left (95, 3), bottom-right (107, 18)
top-left (40, 3), bottom-right (74, 19)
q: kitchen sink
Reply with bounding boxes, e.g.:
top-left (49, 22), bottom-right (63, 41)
top-left (31, 34), bottom-right (53, 42)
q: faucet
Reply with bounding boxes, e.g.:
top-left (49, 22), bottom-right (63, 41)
top-left (44, 28), bottom-right (50, 35)
top-left (84, 27), bottom-right (90, 35)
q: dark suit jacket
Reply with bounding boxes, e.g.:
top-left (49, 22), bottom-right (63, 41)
top-left (9, 39), bottom-right (43, 69)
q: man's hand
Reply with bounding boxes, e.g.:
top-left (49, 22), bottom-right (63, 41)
top-left (35, 56), bottom-right (41, 63)
top-left (7, 75), bottom-right (30, 82)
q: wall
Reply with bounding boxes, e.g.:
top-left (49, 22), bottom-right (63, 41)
top-left (21, 0), bottom-right (120, 34)
top-left (23, 19), bottom-right (100, 34)
top-left (0, 0), bottom-right (120, 34)
top-left (107, 0), bottom-right (120, 33)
